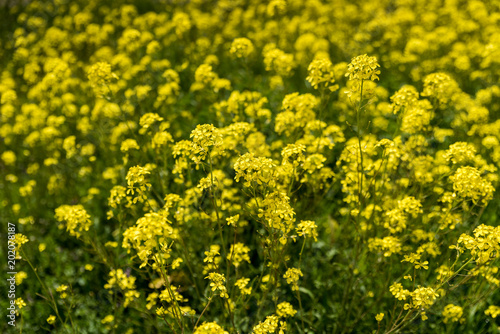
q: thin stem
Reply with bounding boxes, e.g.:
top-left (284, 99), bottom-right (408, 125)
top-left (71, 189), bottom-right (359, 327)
top-left (297, 238), bottom-right (307, 332)
top-left (297, 289), bottom-right (305, 332)
top-left (161, 314), bottom-right (178, 334)
top-left (194, 297), bottom-right (213, 329)
top-left (155, 253), bottom-right (184, 332)
top-left (209, 154), bottom-right (228, 262)
top-left (21, 249), bottom-right (64, 327)
top-left (356, 79), bottom-right (365, 214)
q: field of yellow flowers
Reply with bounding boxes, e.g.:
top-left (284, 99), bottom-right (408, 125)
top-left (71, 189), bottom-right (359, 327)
top-left (1, 0), bottom-right (500, 333)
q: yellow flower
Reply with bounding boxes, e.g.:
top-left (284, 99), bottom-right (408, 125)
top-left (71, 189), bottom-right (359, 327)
top-left (194, 321), bottom-right (229, 334)
top-left (226, 214), bottom-right (239, 226)
top-left (13, 233), bottom-right (29, 250)
top-left (263, 46), bottom-right (295, 77)
top-left (104, 269), bottom-right (136, 291)
top-left (444, 142), bottom-right (477, 164)
top-left (450, 167), bottom-right (494, 205)
top-left (230, 38), bottom-right (254, 58)
top-left (190, 124), bottom-right (223, 163)
top-left (283, 268), bottom-right (303, 291)
top-left (485, 305), bottom-right (500, 319)
top-left (87, 62), bottom-right (117, 96)
top-left (120, 139), bottom-right (140, 153)
top-left (389, 283), bottom-right (410, 301)
top-left (390, 85), bottom-right (419, 114)
top-left (54, 205), bottom-right (92, 238)
top-left (346, 54), bottom-right (380, 81)
top-left (195, 64), bottom-right (216, 85)
top-left (368, 236), bottom-right (402, 257)
top-left (47, 315), bottom-right (56, 325)
top-left (452, 224), bottom-right (500, 264)
top-left (125, 165), bottom-right (152, 204)
top-left (277, 302), bottom-right (297, 318)
top-left (234, 153), bottom-right (277, 188)
top-left (101, 315), bottom-right (114, 324)
top-left (306, 58), bottom-right (338, 91)
top-left (206, 272), bottom-right (228, 298)
top-left (15, 271), bottom-right (28, 285)
top-left (235, 278), bottom-right (252, 295)
top-left (156, 307), bottom-right (166, 317)
top-left (56, 284), bottom-right (69, 299)
top-left (1, 151), bottom-right (16, 165)
top-left (375, 313), bottom-right (384, 322)
top-left (15, 298), bottom-right (26, 309)
top-left (443, 304), bottom-right (464, 323)
top-left (252, 315), bottom-right (279, 334)
top-left (171, 258), bottom-right (183, 270)
top-left (345, 54), bottom-right (380, 99)
top-left (228, 243), bottom-right (251, 268)
top-left (296, 220), bottom-right (318, 241)
top-left (421, 72), bottom-right (458, 106)
top-left (411, 287), bottom-right (439, 309)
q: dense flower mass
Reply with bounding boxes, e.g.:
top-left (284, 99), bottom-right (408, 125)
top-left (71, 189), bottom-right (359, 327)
top-left (54, 205), bottom-right (92, 238)
top-left (442, 304), bottom-right (464, 324)
top-left (2, 0), bottom-right (500, 333)
top-left (230, 38), bottom-right (255, 59)
top-left (87, 62), bottom-right (118, 96)
top-left (449, 166), bottom-right (495, 204)
top-left (306, 58), bottom-right (338, 91)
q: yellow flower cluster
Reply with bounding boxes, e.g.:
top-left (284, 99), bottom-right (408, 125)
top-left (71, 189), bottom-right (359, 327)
top-left (452, 224), bottom-right (500, 265)
top-left (125, 165), bottom-right (152, 204)
top-left (276, 302), bottom-right (297, 318)
top-left (190, 124), bottom-right (223, 163)
top-left (87, 62), bottom-right (118, 97)
top-left (54, 205), bottom-right (92, 238)
top-left (283, 268), bottom-right (303, 291)
top-left (390, 85), bottom-right (419, 115)
top-left (389, 283), bottom-right (411, 301)
top-left (56, 285), bottom-right (69, 299)
top-left (263, 45), bottom-right (295, 77)
top-left (389, 283), bottom-right (439, 310)
top-left (194, 322), bottom-right (229, 334)
top-left (345, 54), bottom-right (380, 99)
top-left (442, 304), bottom-right (464, 324)
top-left (258, 191), bottom-right (296, 244)
top-left (122, 210), bottom-right (174, 268)
top-left (346, 54), bottom-right (381, 82)
top-left (444, 142), bottom-right (477, 164)
top-left (449, 166), bottom-right (494, 205)
top-left (235, 278), bottom-right (252, 296)
top-left (228, 243), bottom-right (251, 268)
top-left (104, 269), bottom-right (139, 307)
top-left (206, 272), bottom-right (228, 298)
top-left (230, 38), bottom-right (254, 59)
top-left (296, 220), bottom-right (318, 241)
top-left (384, 196), bottom-right (423, 233)
top-left (252, 315), bottom-right (279, 334)
top-left (421, 73), bottom-right (458, 107)
top-left (234, 153), bottom-right (276, 188)
top-left (485, 305), bottom-right (500, 319)
top-left (368, 236), bottom-right (402, 257)
top-left (13, 233), bottom-right (29, 251)
top-left (3, 0), bottom-right (500, 332)
top-left (306, 58), bottom-right (338, 91)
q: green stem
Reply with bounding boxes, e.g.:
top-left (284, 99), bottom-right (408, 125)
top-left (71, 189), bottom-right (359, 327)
top-left (194, 296), bottom-right (213, 329)
top-left (155, 253), bottom-right (184, 332)
top-left (20, 249), bottom-right (64, 327)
